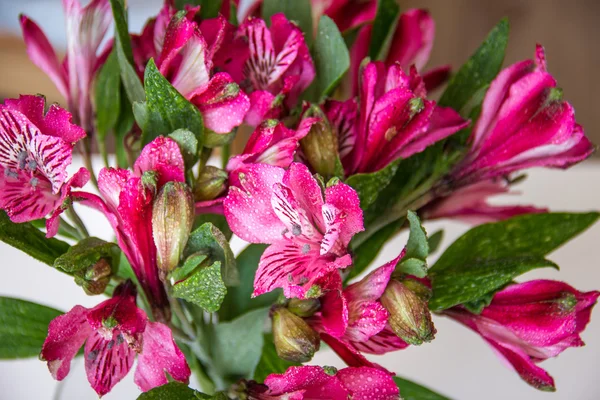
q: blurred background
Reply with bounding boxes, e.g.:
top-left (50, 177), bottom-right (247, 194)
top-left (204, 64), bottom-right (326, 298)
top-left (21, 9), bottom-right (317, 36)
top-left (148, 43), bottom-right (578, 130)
top-left (0, 1), bottom-right (599, 399)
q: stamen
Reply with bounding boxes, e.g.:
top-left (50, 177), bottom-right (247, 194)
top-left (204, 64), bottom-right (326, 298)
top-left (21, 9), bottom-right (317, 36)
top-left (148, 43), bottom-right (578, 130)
top-left (302, 244), bottom-right (310, 254)
top-left (292, 224), bottom-right (302, 236)
top-left (30, 177), bottom-right (39, 187)
top-left (27, 160), bottom-right (37, 170)
top-left (4, 169), bottom-right (18, 179)
top-left (17, 151), bottom-right (28, 170)
top-left (87, 350), bottom-right (99, 361)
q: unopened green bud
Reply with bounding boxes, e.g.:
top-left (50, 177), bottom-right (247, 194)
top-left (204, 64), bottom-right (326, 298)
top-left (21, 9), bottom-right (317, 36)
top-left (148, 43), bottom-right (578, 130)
top-left (272, 306), bottom-right (320, 362)
top-left (152, 182), bottom-right (194, 277)
top-left (74, 258), bottom-right (112, 295)
top-left (300, 106), bottom-right (340, 180)
top-left (380, 279), bottom-right (436, 345)
top-left (287, 298), bottom-right (320, 317)
top-left (194, 165), bottom-right (228, 202)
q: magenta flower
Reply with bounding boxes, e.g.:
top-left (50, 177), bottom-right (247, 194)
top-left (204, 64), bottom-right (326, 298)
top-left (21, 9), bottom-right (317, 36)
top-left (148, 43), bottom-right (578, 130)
top-left (20, 0), bottom-right (112, 131)
top-left (132, 4), bottom-right (249, 134)
top-left (224, 162), bottom-right (363, 298)
top-left (311, 255), bottom-right (408, 369)
top-left (347, 9), bottom-right (449, 96)
top-left (445, 280), bottom-right (599, 391)
top-left (78, 137), bottom-right (185, 321)
top-left (247, 365), bottom-right (399, 399)
top-left (232, 14), bottom-right (315, 127)
top-left (424, 180), bottom-right (547, 224)
top-left (453, 45), bottom-right (594, 185)
top-left (227, 118), bottom-right (317, 171)
top-left (41, 281), bottom-right (190, 396)
top-left (0, 95), bottom-right (88, 235)
top-left (326, 62), bottom-right (468, 175)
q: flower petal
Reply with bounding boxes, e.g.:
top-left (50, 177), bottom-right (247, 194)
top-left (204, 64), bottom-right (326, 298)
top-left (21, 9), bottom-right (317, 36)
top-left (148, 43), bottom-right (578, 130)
top-left (351, 325), bottom-right (410, 355)
top-left (387, 9), bottom-right (435, 71)
top-left (41, 305), bottom-right (92, 381)
top-left (263, 365), bottom-right (348, 398)
top-left (134, 322), bottom-right (191, 391)
top-left (337, 366), bottom-right (400, 400)
top-left (320, 289), bottom-right (349, 338)
top-left (133, 136), bottom-right (185, 187)
top-left (324, 181), bottom-right (364, 248)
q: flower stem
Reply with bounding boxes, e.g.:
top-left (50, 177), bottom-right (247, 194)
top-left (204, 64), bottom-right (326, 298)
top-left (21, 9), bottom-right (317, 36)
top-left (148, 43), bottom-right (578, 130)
top-left (221, 143), bottom-right (231, 170)
top-left (82, 137), bottom-right (99, 190)
top-left (66, 204), bottom-right (89, 238)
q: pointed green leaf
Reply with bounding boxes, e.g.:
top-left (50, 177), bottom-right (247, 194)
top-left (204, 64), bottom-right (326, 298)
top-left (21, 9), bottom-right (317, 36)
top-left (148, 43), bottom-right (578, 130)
top-left (369, 0), bottom-right (401, 60)
top-left (172, 261), bottom-right (227, 312)
top-left (137, 59), bottom-right (204, 148)
top-left (53, 237), bottom-right (119, 274)
top-left (0, 297), bottom-right (62, 359)
top-left (393, 377), bottom-right (452, 400)
top-left (185, 223), bottom-right (238, 286)
top-left (218, 244), bottom-right (279, 321)
top-left (346, 158), bottom-right (402, 211)
top-left (427, 230), bottom-right (444, 254)
top-left (429, 212), bottom-right (599, 311)
top-left (94, 50), bottom-right (121, 144)
top-left (438, 18), bottom-right (509, 112)
top-left (137, 382), bottom-right (213, 399)
top-left (0, 211), bottom-right (69, 266)
top-left (169, 129), bottom-right (199, 169)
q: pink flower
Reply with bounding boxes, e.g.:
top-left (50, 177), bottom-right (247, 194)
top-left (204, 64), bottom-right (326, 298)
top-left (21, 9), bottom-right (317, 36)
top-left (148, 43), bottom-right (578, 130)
top-left (20, 0), bottom-right (112, 131)
top-left (0, 95), bottom-right (88, 235)
top-left (445, 280), bottom-right (600, 391)
top-left (311, 255), bottom-right (408, 369)
top-left (247, 365), bottom-right (399, 399)
top-left (424, 180), bottom-right (547, 224)
top-left (347, 9), bottom-right (449, 96)
top-left (132, 4), bottom-right (249, 134)
top-left (227, 118), bottom-right (317, 171)
top-left (228, 14), bottom-right (315, 127)
top-left (326, 62), bottom-right (468, 175)
top-left (311, 0), bottom-right (377, 33)
top-left (41, 281), bottom-right (190, 396)
top-left (223, 162), bottom-right (363, 298)
top-left (452, 45), bottom-right (594, 185)
top-left (77, 137), bottom-right (186, 321)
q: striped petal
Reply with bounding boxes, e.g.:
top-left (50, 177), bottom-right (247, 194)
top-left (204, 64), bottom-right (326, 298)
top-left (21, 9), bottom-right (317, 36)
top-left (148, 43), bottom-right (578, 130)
top-left (133, 136), bottom-right (185, 187)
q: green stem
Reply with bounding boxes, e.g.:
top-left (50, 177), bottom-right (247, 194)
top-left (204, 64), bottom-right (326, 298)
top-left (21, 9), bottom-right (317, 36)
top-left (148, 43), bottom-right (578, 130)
top-left (82, 138), bottom-right (99, 190)
top-left (198, 147), bottom-right (213, 175)
top-left (170, 296), bottom-right (197, 340)
top-left (221, 143), bottom-right (231, 170)
top-left (58, 217), bottom-right (83, 240)
top-left (66, 204), bottom-right (89, 238)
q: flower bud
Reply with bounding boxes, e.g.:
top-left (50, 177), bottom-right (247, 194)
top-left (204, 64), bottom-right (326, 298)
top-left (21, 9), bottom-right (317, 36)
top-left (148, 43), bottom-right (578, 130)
top-left (300, 105), bottom-right (340, 180)
top-left (194, 165), bottom-right (228, 202)
top-left (380, 279), bottom-right (436, 345)
top-left (287, 298), bottom-right (320, 317)
top-left (74, 258), bottom-right (112, 295)
top-left (272, 306), bottom-right (320, 362)
top-left (152, 181), bottom-right (194, 276)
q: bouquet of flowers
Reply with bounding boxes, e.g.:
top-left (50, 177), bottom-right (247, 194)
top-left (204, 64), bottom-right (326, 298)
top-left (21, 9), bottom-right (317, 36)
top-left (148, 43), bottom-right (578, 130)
top-left (1, 0), bottom-right (598, 398)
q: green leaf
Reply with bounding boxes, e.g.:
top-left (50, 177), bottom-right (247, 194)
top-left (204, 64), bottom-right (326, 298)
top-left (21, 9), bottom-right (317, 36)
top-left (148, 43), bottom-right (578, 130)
top-left (462, 288), bottom-right (502, 314)
top-left (306, 16), bottom-right (350, 102)
top-left (210, 308), bottom-right (268, 382)
top-left (94, 50), bottom-right (121, 145)
top-left (346, 158), bottom-right (402, 211)
top-left (172, 261), bottom-right (227, 312)
top-left (428, 230), bottom-right (444, 254)
top-left (0, 211), bottom-right (69, 266)
top-left (396, 211), bottom-right (429, 278)
top-left (369, 0), bottom-right (401, 60)
top-left (219, 244), bottom-right (280, 321)
top-left (347, 219), bottom-right (402, 282)
top-left (137, 382), bottom-right (212, 399)
top-left (0, 297), bottom-right (62, 359)
top-left (109, 0), bottom-right (145, 103)
top-left (253, 333), bottom-right (299, 383)
top-left (185, 223), bottom-right (238, 286)
top-left (169, 129), bottom-right (199, 170)
top-left (137, 59), bottom-right (204, 148)
top-left (114, 86), bottom-right (135, 168)
top-left (193, 214), bottom-right (233, 241)
top-left (174, 0), bottom-right (223, 19)
top-left (393, 377), bottom-right (452, 400)
top-left (429, 212), bottom-right (599, 311)
top-left (53, 237), bottom-right (119, 274)
top-left (438, 18), bottom-right (509, 112)
top-left (262, 0), bottom-right (313, 45)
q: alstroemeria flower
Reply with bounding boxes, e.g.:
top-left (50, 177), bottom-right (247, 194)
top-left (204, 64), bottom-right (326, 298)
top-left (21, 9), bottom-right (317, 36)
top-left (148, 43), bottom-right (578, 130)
top-left (41, 281), bottom-right (190, 396)
top-left (326, 62), bottom-right (468, 175)
top-left (132, 4), bottom-right (249, 134)
top-left (227, 118), bottom-right (317, 171)
top-left (445, 280), bottom-right (599, 391)
top-left (78, 137), bottom-right (186, 321)
top-left (452, 45), bottom-right (594, 185)
top-left (0, 95), bottom-right (88, 235)
top-left (20, 0), bottom-right (112, 131)
top-left (346, 9), bottom-right (450, 96)
top-left (247, 365), bottom-right (399, 399)
top-left (311, 255), bottom-right (408, 369)
top-left (232, 14), bottom-right (315, 126)
top-left (224, 162), bottom-right (363, 298)
top-left (423, 180), bottom-right (547, 224)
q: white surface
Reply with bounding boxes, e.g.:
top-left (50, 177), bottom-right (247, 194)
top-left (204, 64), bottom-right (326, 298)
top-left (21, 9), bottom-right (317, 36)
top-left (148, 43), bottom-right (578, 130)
top-left (0, 158), bottom-right (599, 399)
